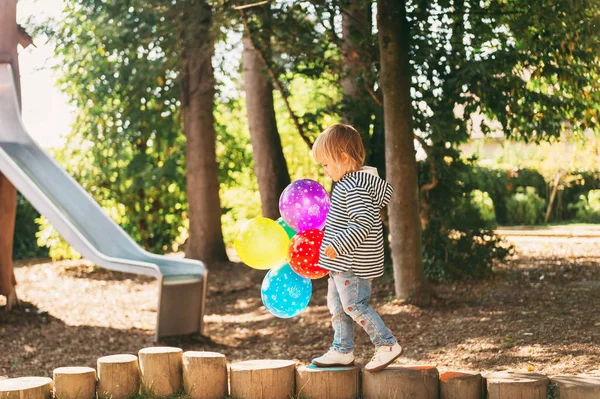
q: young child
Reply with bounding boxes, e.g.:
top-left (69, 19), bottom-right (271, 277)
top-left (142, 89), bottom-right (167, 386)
top-left (310, 124), bottom-right (402, 372)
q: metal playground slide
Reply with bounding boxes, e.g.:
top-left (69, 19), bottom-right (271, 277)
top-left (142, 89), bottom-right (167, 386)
top-left (0, 63), bottom-right (207, 340)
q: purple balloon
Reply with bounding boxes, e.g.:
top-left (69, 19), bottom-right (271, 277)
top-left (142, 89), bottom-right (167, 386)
top-left (279, 179), bottom-right (330, 232)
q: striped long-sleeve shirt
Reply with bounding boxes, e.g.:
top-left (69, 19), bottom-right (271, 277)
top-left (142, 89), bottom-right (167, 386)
top-left (319, 166), bottom-right (393, 279)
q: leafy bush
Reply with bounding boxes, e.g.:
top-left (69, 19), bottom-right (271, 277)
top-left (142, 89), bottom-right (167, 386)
top-left (470, 190), bottom-right (496, 226)
top-left (506, 186), bottom-right (546, 225)
top-left (418, 151), bottom-right (513, 281)
top-left (560, 172), bottom-right (600, 220)
top-left (36, 216), bottom-right (81, 261)
top-left (569, 189), bottom-right (600, 223)
top-left (13, 194), bottom-right (48, 260)
top-left (469, 166), bottom-right (547, 224)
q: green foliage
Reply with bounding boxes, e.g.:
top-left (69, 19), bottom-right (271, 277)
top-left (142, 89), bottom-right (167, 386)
top-left (13, 194), bottom-right (48, 260)
top-left (464, 1), bottom-right (600, 141)
top-left (30, 0), bottom-right (597, 283)
top-left (506, 187), bottom-right (547, 225)
top-left (418, 153), bottom-right (512, 281)
top-left (466, 166), bottom-right (548, 224)
top-left (569, 189), bottom-right (600, 223)
top-left (422, 221), bottom-right (513, 282)
top-left (48, 0), bottom-right (191, 254)
top-left (470, 190), bottom-right (497, 226)
top-left (36, 216), bottom-right (82, 261)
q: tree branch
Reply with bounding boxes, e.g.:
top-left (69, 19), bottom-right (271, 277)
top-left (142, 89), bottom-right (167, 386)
top-left (366, 84), bottom-right (383, 107)
top-left (413, 135), bottom-right (439, 194)
top-left (233, 1), bottom-right (269, 10)
top-left (237, 4), bottom-right (313, 149)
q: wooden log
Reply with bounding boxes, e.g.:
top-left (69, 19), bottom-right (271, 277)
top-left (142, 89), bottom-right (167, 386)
top-left (362, 365), bottom-right (439, 399)
top-left (549, 375), bottom-right (600, 398)
top-left (97, 354), bottom-right (140, 399)
top-left (182, 351), bottom-right (227, 399)
top-left (138, 346), bottom-right (183, 397)
top-left (230, 359), bottom-right (296, 399)
top-left (0, 377), bottom-right (53, 399)
top-left (440, 371), bottom-right (483, 399)
top-left (296, 365), bottom-right (359, 399)
top-left (485, 371), bottom-right (548, 399)
top-left (53, 367), bottom-right (96, 399)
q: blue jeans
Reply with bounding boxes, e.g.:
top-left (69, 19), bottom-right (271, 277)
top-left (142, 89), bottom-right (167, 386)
top-left (327, 270), bottom-right (396, 353)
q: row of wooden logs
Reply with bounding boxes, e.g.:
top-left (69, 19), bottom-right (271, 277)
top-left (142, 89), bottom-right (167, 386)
top-left (1, 346), bottom-right (599, 399)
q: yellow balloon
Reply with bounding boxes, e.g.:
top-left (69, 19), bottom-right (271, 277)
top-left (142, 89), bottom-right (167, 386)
top-left (234, 217), bottom-right (289, 269)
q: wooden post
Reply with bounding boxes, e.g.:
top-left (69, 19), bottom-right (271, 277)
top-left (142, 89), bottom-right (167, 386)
top-left (0, 377), bottom-right (53, 399)
top-left (138, 347), bottom-right (183, 397)
top-left (362, 365), bottom-right (439, 399)
top-left (0, 0), bottom-right (21, 102)
top-left (53, 367), bottom-right (96, 399)
top-left (230, 359), bottom-right (296, 399)
top-left (549, 375), bottom-right (600, 398)
top-left (296, 365), bottom-right (360, 399)
top-left (182, 351), bottom-right (227, 399)
top-left (97, 354), bottom-right (140, 399)
top-left (440, 371), bottom-right (483, 399)
top-left (0, 0), bottom-right (20, 309)
top-left (485, 371), bottom-right (548, 399)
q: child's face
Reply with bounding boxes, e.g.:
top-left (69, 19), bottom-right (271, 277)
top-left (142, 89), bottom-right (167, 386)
top-left (320, 155), bottom-right (350, 182)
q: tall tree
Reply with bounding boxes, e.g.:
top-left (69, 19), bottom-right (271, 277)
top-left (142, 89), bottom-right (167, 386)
top-left (179, 1), bottom-right (228, 263)
top-left (241, 6), bottom-right (291, 219)
top-left (340, 0), bottom-right (373, 150)
top-left (378, 0), bottom-right (431, 303)
top-left (50, 0), bottom-right (229, 262)
top-left (0, 0), bottom-right (20, 310)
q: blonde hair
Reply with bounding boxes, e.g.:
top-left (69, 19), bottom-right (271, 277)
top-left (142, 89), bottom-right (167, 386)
top-left (311, 124), bottom-right (366, 172)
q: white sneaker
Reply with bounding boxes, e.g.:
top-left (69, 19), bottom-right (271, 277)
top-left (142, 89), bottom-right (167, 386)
top-left (364, 343), bottom-right (403, 372)
top-left (312, 350), bottom-right (355, 367)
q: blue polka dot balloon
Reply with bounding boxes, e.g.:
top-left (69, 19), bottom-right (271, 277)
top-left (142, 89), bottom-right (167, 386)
top-left (261, 263), bottom-right (312, 318)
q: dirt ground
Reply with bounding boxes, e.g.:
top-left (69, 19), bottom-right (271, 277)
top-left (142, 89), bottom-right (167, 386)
top-left (1, 234), bottom-right (599, 380)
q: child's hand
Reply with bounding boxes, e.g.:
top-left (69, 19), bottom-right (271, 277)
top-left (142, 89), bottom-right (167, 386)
top-left (324, 244), bottom-right (338, 259)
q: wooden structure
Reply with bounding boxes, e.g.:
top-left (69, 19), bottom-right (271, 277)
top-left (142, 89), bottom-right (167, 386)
top-left (1, 349), bottom-right (600, 399)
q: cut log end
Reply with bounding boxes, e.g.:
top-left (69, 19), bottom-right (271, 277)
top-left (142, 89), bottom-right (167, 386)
top-left (138, 346), bottom-right (183, 397)
top-left (550, 375), bottom-right (600, 399)
top-left (97, 354), bottom-right (138, 364)
top-left (0, 377), bottom-right (53, 399)
top-left (486, 371), bottom-right (549, 399)
top-left (182, 351), bottom-right (227, 399)
top-left (97, 354), bottom-right (140, 399)
top-left (230, 359), bottom-right (296, 399)
top-left (440, 370), bottom-right (482, 399)
top-left (53, 367), bottom-right (96, 399)
top-left (139, 346), bottom-right (183, 355)
top-left (296, 364), bottom-right (360, 399)
top-left (362, 364), bottom-right (439, 399)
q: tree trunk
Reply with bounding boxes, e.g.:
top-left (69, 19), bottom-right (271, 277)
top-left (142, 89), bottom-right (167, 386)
top-left (544, 171), bottom-right (563, 223)
top-left (0, 0), bottom-right (20, 309)
top-left (242, 33), bottom-right (290, 219)
top-left (341, 0), bottom-right (372, 154)
top-left (377, 0), bottom-right (431, 304)
top-left (181, 3), bottom-right (228, 264)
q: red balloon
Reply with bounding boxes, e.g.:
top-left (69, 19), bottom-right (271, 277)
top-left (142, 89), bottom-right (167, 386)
top-left (288, 229), bottom-right (329, 279)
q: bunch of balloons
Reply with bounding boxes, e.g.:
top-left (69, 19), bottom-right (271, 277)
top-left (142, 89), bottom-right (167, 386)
top-left (234, 179), bottom-right (331, 318)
